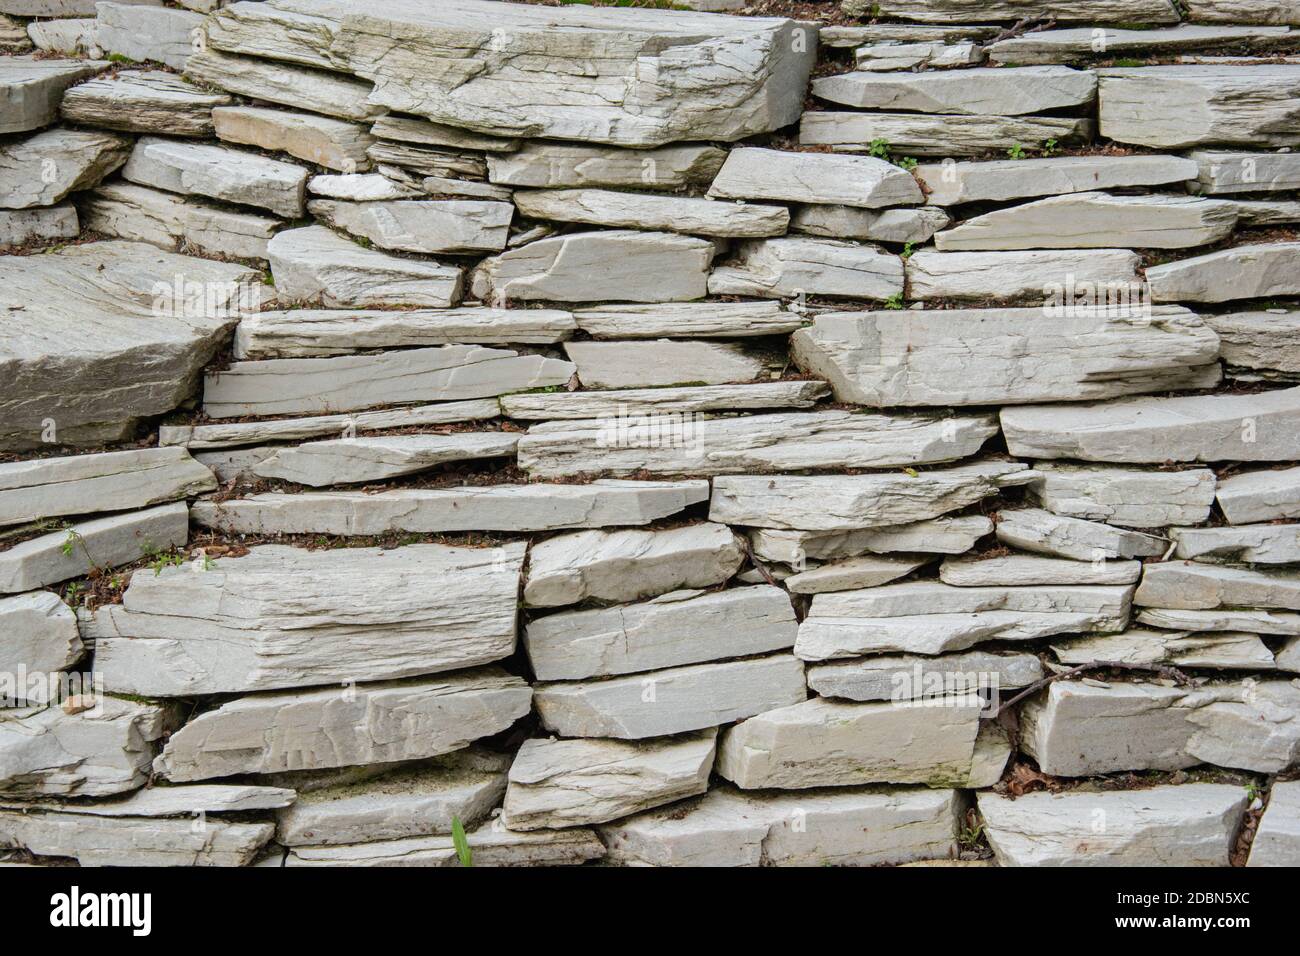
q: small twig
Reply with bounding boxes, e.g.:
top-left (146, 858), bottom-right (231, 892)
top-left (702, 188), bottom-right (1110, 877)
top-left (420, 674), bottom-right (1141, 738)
top-left (983, 17), bottom-right (1057, 47)
top-left (993, 660), bottom-right (1196, 717)
top-left (737, 535), bottom-right (780, 589)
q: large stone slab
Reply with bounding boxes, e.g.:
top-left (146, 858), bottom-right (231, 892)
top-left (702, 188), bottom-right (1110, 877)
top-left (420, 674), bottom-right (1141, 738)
top-left (1206, 310), bottom-right (1300, 380)
top-left (978, 784), bottom-right (1247, 867)
top-left (915, 155), bottom-right (1198, 207)
top-left (1137, 607), bottom-right (1300, 635)
top-left (940, 554), bottom-right (1141, 587)
top-left (513, 189), bottom-right (787, 239)
top-left (1028, 463), bottom-right (1216, 528)
top-left (749, 521), bottom-right (990, 566)
top-left (203, 344), bottom-right (572, 418)
top-left (308, 199), bottom-right (513, 254)
top-left (533, 654), bottom-right (807, 740)
top-left (250, 432), bottom-right (518, 486)
top-left (89, 543), bottom-right (525, 696)
top-left (1147, 243), bottom-right (1300, 303)
top-left (707, 147), bottom-right (922, 209)
top-left (205, 0), bottom-right (815, 147)
top-left (123, 136), bottom-right (307, 218)
top-left (1001, 387), bottom-right (1300, 463)
top-left (866, 0), bottom-right (1179, 21)
top-left (989, 24), bottom-right (1293, 65)
top-left (487, 142), bottom-right (724, 190)
top-left (503, 732), bottom-right (715, 830)
top-left (1100, 66), bottom-right (1300, 148)
top-left (0, 206), bottom-right (79, 247)
top-left (0, 809), bottom-right (273, 866)
top-left (807, 650), bottom-right (1043, 703)
top-left (501, 382), bottom-right (827, 420)
top-left (1189, 149), bottom-right (1300, 194)
top-left (185, 48), bottom-right (384, 122)
top-left (785, 554), bottom-right (928, 594)
top-left (854, 39), bottom-right (984, 71)
top-left (1, 783), bottom-right (295, 818)
top-left (1217, 465), bottom-right (1300, 524)
top-left (308, 172), bottom-right (422, 202)
top-left (995, 508), bottom-right (1168, 561)
top-left (796, 582), bottom-right (1131, 658)
top-left (96, 1), bottom-right (205, 69)
top-left (284, 822), bottom-right (604, 867)
top-left (1136, 561), bottom-right (1300, 611)
top-left (790, 205), bottom-right (950, 244)
top-left (0, 591), bottom-right (81, 690)
top-left (1249, 781), bottom-right (1300, 867)
top-left (1185, 0), bottom-right (1300, 23)
top-left (0, 447), bottom-right (214, 528)
top-left (1171, 524), bottom-right (1300, 564)
top-left (213, 105), bottom-right (374, 173)
top-left (1051, 629), bottom-right (1275, 670)
top-left (371, 114), bottom-right (519, 153)
top-left (59, 69), bottom-right (230, 137)
top-left (563, 340), bottom-right (767, 389)
top-left (800, 111), bottom-right (1092, 157)
top-left (525, 523), bottom-right (743, 608)
top-left (935, 192), bottom-right (1237, 251)
top-left (276, 749), bottom-right (508, 846)
top-left (573, 301), bottom-right (802, 340)
top-left (709, 460), bottom-right (1034, 532)
top-left (791, 306), bottom-right (1219, 407)
top-left (906, 249), bottom-right (1141, 300)
top-left (0, 695), bottom-right (176, 798)
top-left (601, 785), bottom-right (961, 867)
top-left (525, 585), bottom-right (797, 681)
top-left (156, 668), bottom-right (532, 781)
top-left (472, 230), bottom-right (712, 304)
top-left (0, 241), bottom-right (257, 449)
top-left (813, 66), bottom-right (1095, 115)
top-left (0, 128), bottom-right (130, 210)
top-left (708, 237), bottom-right (903, 300)
top-left (0, 55), bottom-right (107, 135)
top-left (192, 480), bottom-right (709, 535)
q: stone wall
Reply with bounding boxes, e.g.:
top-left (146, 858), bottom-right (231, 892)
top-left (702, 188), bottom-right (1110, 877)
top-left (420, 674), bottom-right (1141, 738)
top-left (1, 0), bottom-right (1299, 867)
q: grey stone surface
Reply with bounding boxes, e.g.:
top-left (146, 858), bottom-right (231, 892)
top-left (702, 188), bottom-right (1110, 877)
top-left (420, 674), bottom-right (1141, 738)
top-left (500, 382), bottom-right (829, 420)
top-left (1135, 561), bottom-right (1300, 611)
top-left (308, 199), bottom-right (513, 254)
top-left (123, 136), bottom-right (308, 218)
top-left (1148, 243), bottom-right (1300, 303)
top-left (988, 24), bottom-right (1292, 65)
top-left (707, 147), bottom-right (923, 209)
top-left (1190, 149), bottom-right (1300, 194)
top-left (251, 432), bottom-right (518, 486)
top-left (213, 106), bottom-right (375, 173)
top-left (1217, 465), bottom-right (1300, 524)
top-left (790, 205), bottom-right (949, 244)
top-left (906, 249), bottom-right (1142, 301)
top-left (185, 48), bottom-right (384, 122)
top-left (708, 237), bottom-right (904, 301)
top-left (995, 508), bottom-right (1169, 561)
top-left (785, 555), bottom-right (928, 594)
top-left (916, 155), bottom-right (1199, 206)
top-left (0, 591), bottom-right (82, 697)
top-left (807, 649), bottom-right (1043, 702)
top-left (0, 809), bottom-right (273, 866)
top-left (864, 0), bottom-right (1178, 21)
top-left (1028, 463), bottom-right (1217, 528)
top-left (940, 553), bottom-right (1141, 587)
top-left (1137, 607), bottom-right (1300, 635)
top-left (1205, 310), bottom-right (1300, 380)
top-left (573, 301), bottom-right (803, 340)
top-left (800, 111), bottom-right (1092, 157)
top-left (0, 205), bottom-right (78, 247)
top-left (563, 340), bottom-right (768, 389)
top-left (0, 128), bottom-right (130, 210)
top-left (1171, 523), bottom-right (1300, 563)
top-left (96, 1), bottom-right (205, 70)
top-left (0, 55), bottom-right (107, 135)
top-left (813, 66), bottom-right (1096, 115)
top-left (60, 69), bottom-right (231, 137)
top-left (1051, 629), bottom-right (1275, 670)
top-left (487, 142), bottom-right (725, 190)
top-left (514, 188), bottom-right (788, 239)
top-left (1248, 780), bottom-right (1300, 867)
top-left (284, 821), bottom-right (604, 867)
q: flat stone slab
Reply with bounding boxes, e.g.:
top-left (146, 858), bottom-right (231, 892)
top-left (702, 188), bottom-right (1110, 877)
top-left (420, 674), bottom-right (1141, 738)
top-left (1136, 561), bottom-right (1300, 611)
top-left (785, 555), bottom-right (928, 594)
top-left (813, 66), bottom-right (1096, 115)
top-left (855, 39), bottom-right (984, 71)
top-left (533, 654), bottom-right (807, 740)
top-left (807, 650), bottom-right (1043, 702)
top-left (796, 581), bottom-right (1131, 658)
top-left (1172, 524), bottom-right (1300, 563)
top-left (1099, 65), bottom-right (1300, 148)
top-left (487, 142), bottom-right (724, 190)
top-left (995, 508), bottom-right (1168, 561)
top-left (978, 784), bottom-right (1247, 867)
top-left (915, 155), bottom-right (1198, 206)
top-left (524, 523), bottom-right (743, 608)
top-left (1028, 463), bottom-right (1217, 528)
top-left (250, 432), bottom-right (517, 486)
top-left (284, 822), bottom-right (604, 867)
top-left (123, 136), bottom-right (307, 218)
top-left (500, 382), bottom-right (828, 420)
top-left (708, 237), bottom-right (904, 301)
top-left (214, 105), bottom-right (374, 173)
top-left (156, 668), bottom-right (532, 782)
top-left (790, 205), bottom-right (950, 244)
top-left (709, 460), bottom-right (1034, 532)
top-left (750, 518), bottom-right (981, 565)
top-left (1185, 0), bottom-right (1300, 24)
top-left (309, 199), bottom-right (513, 254)
top-left (0, 206), bottom-right (79, 247)
top-left (0, 591), bottom-right (81, 690)
top-left (906, 249), bottom-right (1141, 301)
top-left (563, 340), bottom-right (768, 389)
top-left (1148, 243), bottom-right (1300, 303)
top-left (0, 55), bottom-right (107, 134)
top-left (1249, 780), bottom-right (1300, 867)
top-left (0, 502), bottom-right (189, 595)
top-left (1189, 149), bottom-right (1300, 194)
top-left (276, 749), bottom-right (509, 846)
top-left (525, 585), bottom-right (797, 681)
top-left (707, 147), bottom-right (922, 209)
top-left (867, 0), bottom-right (1179, 21)
top-left (1137, 607), bottom-right (1300, 635)
top-left (2, 783), bottom-right (296, 818)
top-left (96, 1), bottom-right (205, 69)
top-left (1217, 465), bottom-right (1300, 524)
top-left (308, 172), bottom-right (422, 202)
top-left (1051, 629), bottom-right (1275, 670)
top-left (89, 543), bottom-right (526, 696)
top-left (202, 344), bottom-right (573, 418)
top-left (371, 114), bottom-right (519, 153)
top-left (0, 128), bottom-right (130, 210)
top-left (185, 48), bottom-right (384, 122)
top-left (60, 69), bottom-right (230, 137)
top-left (205, 0), bottom-right (814, 147)
top-left (472, 230), bottom-right (713, 304)
top-left (513, 188), bottom-right (788, 238)
top-left (800, 111), bottom-right (1092, 157)
top-left (940, 554), bottom-right (1141, 587)
top-left (573, 301), bottom-right (803, 340)
top-left (601, 785), bottom-right (961, 867)
top-left (520, 410), bottom-right (997, 479)
top-left (0, 447), bottom-right (214, 528)
top-left (0, 695), bottom-right (176, 798)
top-left (503, 732), bottom-right (716, 830)
top-left (1205, 309), bottom-right (1300, 380)
top-left (192, 481), bottom-right (709, 535)
top-left (791, 306), bottom-right (1219, 406)
top-left (989, 24), bottom-right (1292, 65)
top-left (1001, 386), bottom-right (1300, 463)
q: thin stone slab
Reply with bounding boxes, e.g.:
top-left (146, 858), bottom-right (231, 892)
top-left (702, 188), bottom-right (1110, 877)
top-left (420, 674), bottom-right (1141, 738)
top-left (276, 749), bottom-right (508, 846)
top-left (513, 189), bottom-right (787, 239)
top-left (1249, 781), bottom-right (1300, 867)
top-left (0, 447), bottom-right (214, 528)
top-left (813, 66), bottom-right (1096, 115)
top-left (865, 0), bottom-right (1179, 21)
top-left (800, 112), bottom-right (1092, 157)
top-left (185, 48), bottom-right (384, 122)
top-left (989, 25), bottom-right (1293, 65)
top-left (519, 410), bottom-right (997, 478)
top-left (1185, 0), bottom-right (1300, 23)
top-left (366, 141), bottom-right (485, 179)
top-left (0, 205), bottom-right (78, 246)
top-left (708, 237), bottom-right (904, 300)
top-left (525, 585), bottom-right (797, 681)
top-left (0, 591), bottom-right (82, 694)
top-left (3, 12), bottom-right (33, 52)
top-left (1137, 607), bottom-right (1300, 635)
top-left (785, 555), bottom-right (928, 594)
top-left (940, 553), bottom-right (1140, 587)
top-left (1051, 629), bottom-right (1275, 670)
top-left (500, 382), bottom-right (828, 420)
top-left (308, 199), bottom-right (513, 254)
top-left (1171, 524), bottom-right (1300, 563)
top-left (0, 695), bottom-right (176, 798)
top-left (251, 432), bottom-right (518, 486)
top-left (524, 523), bottom-right (743, 608)
top-left (503, 732), bottom-right (715, 830)
top-left (710, 460), bottom-right (1033, 532)
top-left (601, 785), bottom-right (961, 867)
top-left (796, 582), bottom-right (1132, 659)
top-left (487, 141), bottom-right (725, 190)
top-left (563, 340), bottom-right (767, 389)
top-left (213, 106), bottom-right (374, 173)
top-left (807, 650), bottom-right (1043, 703)
top-left (0, 55), bottom-right (107, 135)
top-left (284, 822), bottom-right (604, 867)
top-left (472, 230), bottom-right (713, 304)
top-left (96, 1), bottom-right (205, 69)
top-left (123, 136), bottom-right (307, 218)
top-left (1189, 149), bottom-right (1300, 194)
top-left (790, 205), bottom-right (949, 244)
top-left (0, 503), bottom-right (189, 595)
top-left (1001, 387), bottom-right (1300, 463)
top-left (1217, 465), bottom-right (1300, 523)
top-left (2, 784), bottom-right (295, 818)
top-left (308, 172), bottom-right (422, 202)
top-left (1147, 243), bottom-right (1300, 303)
top-left (371, 114), bottom-right (518, 153)
top-left (0, 128), bottom-right (130, 210)
top-left (156, 668), bottom-right (532, 782)
top-left (1028, 462), bottom-right (1216, 528)
top-left (59, 69), bottom-right (230, 137)
top-left (1136, 561), bottom-right (1300, 611)
top-left (192, 481), bottom-right (709, 535)
top-left (1206, 310), bottom-right (1300, 380)
top-left (792, 306), bottom-right (1219, 407)
top-left (915, 154), bottom-right (1197, 207)
top-left (706, 147), bottom-right (923, 209)
top-left (995, 508), bottom-right (1169, 561)
top-left (203, 344), bottom-right (572, 418)
top-left (90, 543), bottom-right (525, 696)
top-left (821, 25), bottom-right (1000, 46)
top-left (533, 654), bottom-right (807, 740)
top-left (855, 40), bottom-right (984, 71)
top-left (906, 249), bottom-right (1141, 301)
top-left (573, 302), bottom-right (802, 340)
top-left (0, 810), bottom-right (273, 867)
top-left (978, 784), bottom-right (1246, 867)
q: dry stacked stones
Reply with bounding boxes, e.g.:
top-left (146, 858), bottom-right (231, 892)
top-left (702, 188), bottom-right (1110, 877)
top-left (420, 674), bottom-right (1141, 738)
top-left (0, 0), bottom-right (1298, 868)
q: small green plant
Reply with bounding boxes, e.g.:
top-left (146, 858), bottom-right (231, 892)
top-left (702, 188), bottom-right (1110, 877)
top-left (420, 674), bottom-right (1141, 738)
top-left (63, 581), bottom-right (85, 607)
top-left (60, 529), bottom-right (78, 557)
top-left (901, 242), bottom-right (916, 259)
top-left (451, 816), bottom-right (473, 867)
top-left (866, 137), bottom-right (892, 160)
top-left (883, 292), bottom-right (905, 310)
top-left (1246, 781), bottom-right (1263, 803)
top-left (958, 819), bottom-right (986, 850)
top-left (902, 466), bottom-right (919, 477)
top-left (1040, 138), bottom-right (1059, 157)
top-left (1007, 144), bottom-right (1027, 160)
top-left (143, 545), bottom-right (186, 577)
top-left (106, 52), bottom-right (136, 65)
top-left (895, 156), bottom-right (918, 171)
top-left (1112, 57), bottom-right (1145, 68)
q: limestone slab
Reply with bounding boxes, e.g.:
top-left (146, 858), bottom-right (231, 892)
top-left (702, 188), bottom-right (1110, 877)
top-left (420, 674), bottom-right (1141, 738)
top-left (708, 237), bottom-right (904, 300)
top-left (573, 301), bottom-right (802, 340)
top-left (813, 66), bottom-right (1096, 115)
top-left (0, 55), bottom-right (107, 135)
top-left (1051, 629), bottom-right (1275, 670)
top-left (1137, 607), bottom-right (1300, 635)
top-left (756, 518), bottom-right (992, 565)
top-left (790, 205), bottom-right (949, 245)
top-left (867, 0), bottom-right (1179, 21)
top-left (0, 205), bottom-right (77, 247)
top-left (0, 128), bottom-right (130, 209)
top-left (185, 48), bottom-right (384, 122)
top-left (1249, 781), bottom-right (1300, 867)
top-left (1190, 149), bottom-right (1300, 194)
top-left (252, 432), bottom-right (518, 486)
top-left (989, 24), bottom-right (1293, 65)
top-left (785, 555), bottom-right (928, 594)
top-left (4, 784), bottom-right (296, 817)
top-left (213, 105), bottom-right (375, 173)
top-left (96, 1), bottom-right (205, 70)
top-left (0, 809), bottom-right (273, 866)
top-left (1217, 465), bottom-right (1300, 524)
top-left (500, 382), bottom-right (829, 420)
top-left (371, 114), bottom-right (518, 153)
top-left (707, 147), bottom-right (923, 209)
top-left (1147, 243), bottom-right (1300, 303)
top-left (1172, 524), bottom-right (1300, 564)
top-left (807, 650), bottom-right (1043, 703)
top-left (308, 172), bottom-right (421, 202)
top-left (800, 112), bottom-right (1092, 157)
top-left (514, 188), bottom-right (787, 239)
top-left (487, 141), bottom-right (725, 190)
top-left (123, 136), bottom-right (307, 218)
top-left (60, 69), bottom-right (230, 137)
top-left (0, 591), bottom-right (82, 691)
top-left (855, 40), bottom-right (984, 71)
top-left (284, 822), bottom-right (604, 867)
top-left (1136, 561), bottom-right (1300, 611)
top-left (1028, 462), bottom-right (1216, 528)
top-left (940, 554), bottom-right (1141, 587)
top-left (906, 249), bottom-right (1141, 300)
top-left (1206, 310), bottom-right (1300, 380)
top-left (995, 508), bottom-right (1169, 561)
top-left (563, 340), bottom-right (767, 389)
top-left (915, 155), bottom-right (1199, 207)
top-left (308, 199), bottom-right (513, 254)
